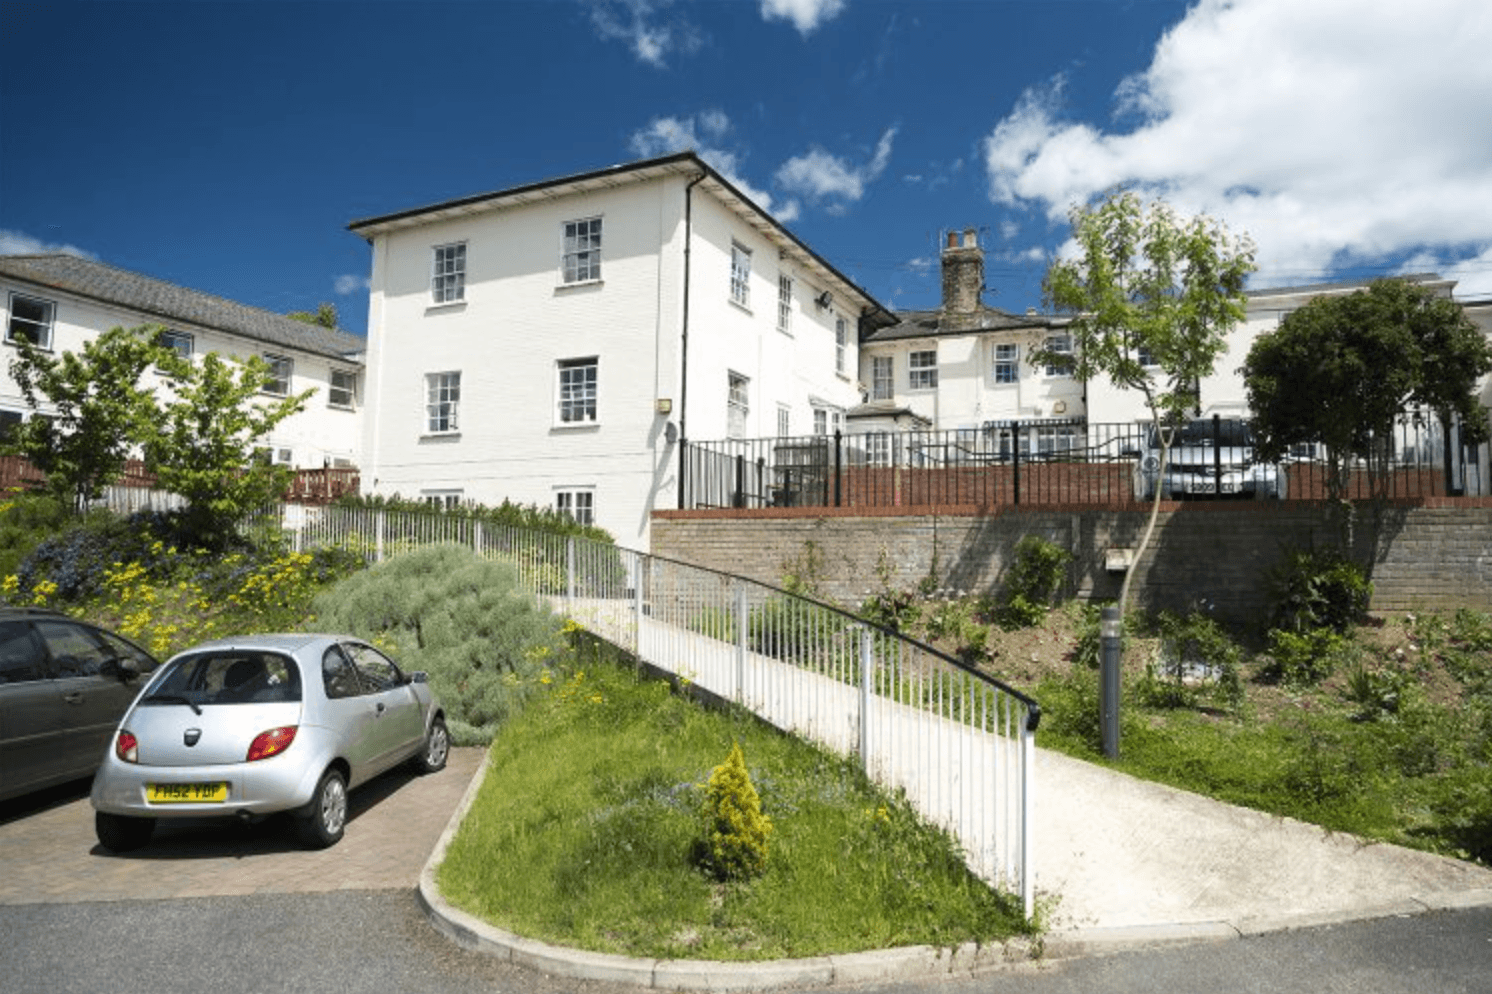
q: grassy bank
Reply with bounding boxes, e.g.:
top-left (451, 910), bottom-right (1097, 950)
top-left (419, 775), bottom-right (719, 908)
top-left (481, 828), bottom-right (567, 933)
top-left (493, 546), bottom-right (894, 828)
top-left (436, 639), bottom-right (1035, 960)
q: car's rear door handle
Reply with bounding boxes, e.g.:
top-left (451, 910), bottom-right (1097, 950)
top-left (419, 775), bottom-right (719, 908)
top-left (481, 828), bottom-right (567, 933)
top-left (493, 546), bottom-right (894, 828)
top-left (63, 692), bottom-right (84, 705)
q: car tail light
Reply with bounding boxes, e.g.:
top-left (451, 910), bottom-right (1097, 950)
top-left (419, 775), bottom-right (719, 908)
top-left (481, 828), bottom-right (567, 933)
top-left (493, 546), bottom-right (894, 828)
top-left (116, 731), bottom-right (138, 763)
top-left (246, 726), bottom-right (297, 763)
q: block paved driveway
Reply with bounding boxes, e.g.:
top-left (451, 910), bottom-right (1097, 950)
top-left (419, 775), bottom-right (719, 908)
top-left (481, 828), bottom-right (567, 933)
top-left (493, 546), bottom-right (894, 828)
top-left (0, 747), bottom-right (483, 904)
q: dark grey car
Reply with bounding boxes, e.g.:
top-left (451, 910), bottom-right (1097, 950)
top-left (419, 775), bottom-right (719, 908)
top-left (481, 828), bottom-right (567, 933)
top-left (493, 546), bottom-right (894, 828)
top-left (0, 609), bottom-right (158, 802)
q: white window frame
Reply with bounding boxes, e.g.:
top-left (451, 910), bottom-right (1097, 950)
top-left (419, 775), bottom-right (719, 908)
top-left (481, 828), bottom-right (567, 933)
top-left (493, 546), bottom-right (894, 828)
top-left (776, 403), bottom-right (791, 438)
top-left (1035, 424), bottom-right (1079, 455)
top-left (157, 329), bottom-right (193, 361)
top-left (909, 349), bottom-right (938, 390)
top-left (6, 293), bottom-right (55, 349)
top-left (422, 490), bottom-right (463, 511)
top-left (562, 217), bottom-right (602, 284)
top-left (557, 357), bottom-right (598, 426)
top-left (865, 432), bottom-right (894, 467)
top-left (871, 355), bottom-right (894, 400)
top-left (835, 316), bottom-right (848, 376)
top-left (777, 274), bottom-right (793, 333)
top-left (812, 404), bottom-right (843, 436)
top-left (262, 354), bottom-right (293, 396)
top-left (730, 243), bottom-right (752, 308)
top-left (555, 488), bottom-right (595, 526)
top-left (993, 343), bottom-right (1019, 385)
top-left (727, 371), bottom-right (750, 439)
top-left (329, 369), bottom-right (357, 409)
top-left (1043, 334), bottom-right (1074, 377)
top-left (431, 242), bottom-right (466, 304)
top-left (425, 371), bottom-right (461, 434)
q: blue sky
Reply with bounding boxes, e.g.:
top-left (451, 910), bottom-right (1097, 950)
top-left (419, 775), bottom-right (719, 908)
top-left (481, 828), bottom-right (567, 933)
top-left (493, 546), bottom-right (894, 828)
top-left (3, 0), bottom-right (1490, 338)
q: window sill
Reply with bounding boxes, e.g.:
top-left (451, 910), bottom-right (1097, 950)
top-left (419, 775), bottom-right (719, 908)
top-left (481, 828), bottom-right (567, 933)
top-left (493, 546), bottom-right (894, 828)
top-left (556, 279), bottom-right (603, 293)
top-left (328, 403), bottom-right (356, 412)
top-left (425, 301), bottom-right (467, 315)
top-left (552, 421), bottom-right (601, 432)
top-left (729, 298), bottom-right (752, 316)
top-left (420, 432), bottom-right (462, 441)
top-left (4, 338), bottom-right (52, 352)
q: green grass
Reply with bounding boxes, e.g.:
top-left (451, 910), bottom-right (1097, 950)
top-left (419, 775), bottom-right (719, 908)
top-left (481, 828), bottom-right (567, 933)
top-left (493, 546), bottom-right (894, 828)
top-left (1029, 622), bottom-right (1492, 865)
top-left (436, 642), bottom-right (1034, 960)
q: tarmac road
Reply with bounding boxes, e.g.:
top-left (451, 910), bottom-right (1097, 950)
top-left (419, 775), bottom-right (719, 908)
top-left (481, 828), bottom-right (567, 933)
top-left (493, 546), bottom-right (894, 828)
top-left (2, 891), bottom-right (1488, 994)
top-left (3, 745), bottom-right (1490, 993)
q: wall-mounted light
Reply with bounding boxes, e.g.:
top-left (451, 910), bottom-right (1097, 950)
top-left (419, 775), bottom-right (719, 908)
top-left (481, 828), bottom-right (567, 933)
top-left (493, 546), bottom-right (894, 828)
top-left (655, 398), bottom-right (673, 415)
top-left (815, 291), bottom-right (833, 309)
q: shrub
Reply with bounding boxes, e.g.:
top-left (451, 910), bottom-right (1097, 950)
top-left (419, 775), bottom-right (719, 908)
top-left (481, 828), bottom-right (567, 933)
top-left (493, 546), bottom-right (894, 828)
top-left (696, 741), bottom-right (773, 881)
top-left (1262, 627), bottom-right (1349, 685)
top-left (994, 535), bottom-right (1071, 630)
top-left (1139, 609), bottom-right (1244, 711)
top-left (1269, 548), bottom-right (1372, 635)
top-left (310, 543), bottom-right (563, 743)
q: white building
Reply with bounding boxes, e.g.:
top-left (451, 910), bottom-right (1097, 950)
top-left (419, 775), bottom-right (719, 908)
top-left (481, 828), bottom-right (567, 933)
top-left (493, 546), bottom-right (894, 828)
top-left (854, 229), bottom-right (1081, 457)
top-left (349, 151), bottom-right (887, 548)
top-left (0, 254), bottom-right (365, 471)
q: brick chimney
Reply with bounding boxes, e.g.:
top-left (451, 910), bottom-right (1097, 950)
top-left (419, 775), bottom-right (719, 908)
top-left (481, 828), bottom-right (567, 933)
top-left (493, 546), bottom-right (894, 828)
top-left (941, 228), bottom-right (983, 314)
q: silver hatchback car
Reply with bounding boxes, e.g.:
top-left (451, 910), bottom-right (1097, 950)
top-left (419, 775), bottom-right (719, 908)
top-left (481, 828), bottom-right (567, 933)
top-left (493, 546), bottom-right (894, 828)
top-left (91, 633), bottom-right (448, 852)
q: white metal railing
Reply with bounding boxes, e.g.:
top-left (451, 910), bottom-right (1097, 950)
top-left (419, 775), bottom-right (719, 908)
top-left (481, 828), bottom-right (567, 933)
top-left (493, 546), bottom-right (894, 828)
top-left (277, 503), bottom-right (1040, 918)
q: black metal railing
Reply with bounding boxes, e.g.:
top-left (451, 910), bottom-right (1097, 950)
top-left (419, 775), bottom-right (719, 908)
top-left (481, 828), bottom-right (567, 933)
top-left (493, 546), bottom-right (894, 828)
top-left (680, 412), bottom-right (1490, 510)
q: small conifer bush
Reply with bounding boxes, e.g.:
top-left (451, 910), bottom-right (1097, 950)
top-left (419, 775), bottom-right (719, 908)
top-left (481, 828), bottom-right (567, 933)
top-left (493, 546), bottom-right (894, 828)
top-left (697, 741), bottom-right (773, 881)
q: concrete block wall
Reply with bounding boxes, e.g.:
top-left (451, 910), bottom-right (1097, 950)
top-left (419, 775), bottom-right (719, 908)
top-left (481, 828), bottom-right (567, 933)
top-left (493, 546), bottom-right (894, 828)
top-left (651, 503), bottom-right (1492, 628)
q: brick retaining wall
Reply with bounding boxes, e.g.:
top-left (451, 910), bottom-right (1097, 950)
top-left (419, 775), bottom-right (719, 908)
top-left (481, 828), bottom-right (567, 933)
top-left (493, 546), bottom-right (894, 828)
top-left (651, 502), bottom-right (1492, 627)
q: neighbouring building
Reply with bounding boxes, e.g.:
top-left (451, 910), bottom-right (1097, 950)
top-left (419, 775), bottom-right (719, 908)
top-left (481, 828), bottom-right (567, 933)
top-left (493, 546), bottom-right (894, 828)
top-left (853, 228), bottom-right (1081, 460)
top-left (348, 151), bottom-right (890, 548)
top-left (0, 254), bottom-right (365, 471)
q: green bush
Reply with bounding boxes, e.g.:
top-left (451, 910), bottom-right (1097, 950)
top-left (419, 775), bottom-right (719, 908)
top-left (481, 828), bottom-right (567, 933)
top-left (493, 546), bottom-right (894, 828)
top-left (994, 535), bottom-right (1071, 630)
top-left (696, 741), bottom-right (773, 881)
top-left (1139, 610), bottom-right (1244, 711)
top-left (310, 543), bottom-right (564, 744)
top-left (1262, 627), bottom-right (1349, 685)
top-left (1269, 548), bottom-right (1372, 635)
top-left (0, 491), bottom-right (72, 581)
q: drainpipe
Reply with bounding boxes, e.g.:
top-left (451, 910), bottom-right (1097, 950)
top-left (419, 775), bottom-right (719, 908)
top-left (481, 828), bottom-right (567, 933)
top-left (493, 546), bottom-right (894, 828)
top-left (677, 171), bottom-right (707, 509)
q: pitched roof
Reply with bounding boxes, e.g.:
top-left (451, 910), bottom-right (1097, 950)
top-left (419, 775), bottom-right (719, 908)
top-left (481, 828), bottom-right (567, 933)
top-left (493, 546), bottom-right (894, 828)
top-left (0, 254), bottom-right (365, 361)
top-left (348, 151), bottom-right (892, 323)
top-left (863, 306), bottom-right (1063, 344)
top-left (1245, 273), bottom-right (1447, 299)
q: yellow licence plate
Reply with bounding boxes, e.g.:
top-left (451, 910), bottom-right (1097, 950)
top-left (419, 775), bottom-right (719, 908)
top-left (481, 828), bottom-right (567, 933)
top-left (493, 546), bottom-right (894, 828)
top-left (147, 782), bottom-right (228, 804)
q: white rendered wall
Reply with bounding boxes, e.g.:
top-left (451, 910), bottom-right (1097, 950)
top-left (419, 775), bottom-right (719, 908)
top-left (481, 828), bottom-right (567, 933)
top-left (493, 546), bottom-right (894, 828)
top-left (0, 278), bottom-right (362, 469)
top-left (359, 173), bottom-right (867, 549)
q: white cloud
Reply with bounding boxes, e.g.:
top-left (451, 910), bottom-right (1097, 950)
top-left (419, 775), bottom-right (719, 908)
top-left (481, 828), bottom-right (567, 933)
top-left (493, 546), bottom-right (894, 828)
top-left (759, 0), bottom-right (846, 36)
top-left (0, 229), bottom-right (97, 259)
top-left (586, 0), bottom-right (703, 68)
top-left (982, 0), bottom-right (1492, 293)
top-left (629, 113), bottom-right (800, 221)
top-left (775, 127), bottom-right (896, 213)
top-left (334, 274), bottom-right (370, 296)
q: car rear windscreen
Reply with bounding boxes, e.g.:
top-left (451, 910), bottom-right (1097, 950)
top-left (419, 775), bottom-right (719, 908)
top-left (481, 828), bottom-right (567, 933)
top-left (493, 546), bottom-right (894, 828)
top-left (143, 651), bottom-right (302, 705)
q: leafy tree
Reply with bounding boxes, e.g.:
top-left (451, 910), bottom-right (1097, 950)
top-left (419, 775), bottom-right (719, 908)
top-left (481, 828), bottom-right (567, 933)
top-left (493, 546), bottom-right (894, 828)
top-left (6, 325), bottom-right (173, 513)
top-left (1040, 190), bottom-right (1256, 612)
top-left (286, 302), bottom-right (339, 329)
top-left (144, 351), bottom-right (314, 545)
top-left (1243, 278), bottom-right (1492, 503)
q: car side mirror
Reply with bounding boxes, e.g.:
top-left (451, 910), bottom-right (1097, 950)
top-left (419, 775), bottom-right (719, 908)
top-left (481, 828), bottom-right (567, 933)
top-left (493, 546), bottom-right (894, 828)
top-left (103, 657), bottom-right (141, 681)
top-left (408, 671), bottom-right (429, 684)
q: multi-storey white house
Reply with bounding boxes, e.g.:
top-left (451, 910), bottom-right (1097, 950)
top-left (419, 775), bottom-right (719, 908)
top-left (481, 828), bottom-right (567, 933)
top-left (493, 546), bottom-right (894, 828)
top-left (349, 151), bottom-right (888, 548)
top-left (0, 255), bottom-right (365, 472)
top-left (854, 229), bottom-right (1081, 457)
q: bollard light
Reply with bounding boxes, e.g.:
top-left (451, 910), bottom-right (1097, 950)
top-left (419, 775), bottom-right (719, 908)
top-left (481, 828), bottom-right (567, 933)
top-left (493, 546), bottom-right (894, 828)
top-left (1100, 605), bottom-right (1122, 759)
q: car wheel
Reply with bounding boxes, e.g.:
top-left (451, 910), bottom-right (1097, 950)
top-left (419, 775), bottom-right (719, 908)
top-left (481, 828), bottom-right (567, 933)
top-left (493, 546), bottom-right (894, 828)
top-left (412, 716), bottom-right (449, 775)
top-left (297, 768), bottom-right (348, 849)
top-left (96, 812), bottom-right (155, 852)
